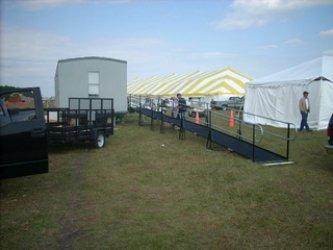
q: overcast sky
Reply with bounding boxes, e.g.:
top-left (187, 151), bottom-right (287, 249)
top-left (1, 0), bottom-right (333, 97)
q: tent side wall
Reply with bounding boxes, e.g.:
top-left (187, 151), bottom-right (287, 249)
top-left (244, 79), bottom-right (330, 130)
top-left (318, 80), bottom-right (333, 130)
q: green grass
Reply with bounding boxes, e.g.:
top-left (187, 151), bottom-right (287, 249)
top-left (1, 113), bottom-right (333, 249)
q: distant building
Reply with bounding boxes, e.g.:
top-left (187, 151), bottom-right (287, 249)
top-left (55, 56), bottom-right (127, 113)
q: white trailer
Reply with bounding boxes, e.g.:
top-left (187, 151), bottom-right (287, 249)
top-left (55, 56), bottom-right (127, 114)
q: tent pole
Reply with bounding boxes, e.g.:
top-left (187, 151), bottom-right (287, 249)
top-left (286, 123), bottom-right (290, 160)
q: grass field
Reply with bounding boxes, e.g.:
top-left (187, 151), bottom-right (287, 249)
top-left (1, 113), bottom-right (333, 249)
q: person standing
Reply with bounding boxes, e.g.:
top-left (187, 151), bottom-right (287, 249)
top-left (177, 93), bottom-right (187, 120)
top-left (299, 91), bottom-right (311, 131)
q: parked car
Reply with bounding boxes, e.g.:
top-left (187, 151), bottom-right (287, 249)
top-left (227, 96), bottom-right (245, 110)
top-left (210, 96), bottom-right (245, 110)
top-left (327, 113), bottom-right (333, 145)
top-left (325, 113), bottom-right (333, 153)
top-left (188, 100), bottom-right (206, 117)
top-left (210, 100), bottom-right (228, 110)
top-left (0, 88), bottom-right (49, 178)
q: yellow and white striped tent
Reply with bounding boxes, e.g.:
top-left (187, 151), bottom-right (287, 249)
top-left (127, 67), bottom-right (252, 97)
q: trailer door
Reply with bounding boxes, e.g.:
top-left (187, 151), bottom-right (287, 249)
top-left (0, 88), bottom-right (48, 178)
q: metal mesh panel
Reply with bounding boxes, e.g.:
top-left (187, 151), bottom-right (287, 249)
top-left (92, 99), bottom-right (101, 110)
top-left (69, 99), bottom-right (79, 110)
top-left (80, 99), bottom-right (90, 110)
top-left (102, 99), bottom-right (112, 110)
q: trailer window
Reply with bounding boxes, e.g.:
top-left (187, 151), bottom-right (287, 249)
top-left (88, 72), bottom-right (100, 96)
top-left (0, 91), bottom-right (37, 122)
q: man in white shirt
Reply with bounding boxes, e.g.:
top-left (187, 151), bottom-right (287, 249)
top-left (298, 91), bottom-right (311, 131)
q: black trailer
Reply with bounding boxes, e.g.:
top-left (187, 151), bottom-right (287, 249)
top-left (1, 87), bottom-right (115, 179)
top-left (45, 97), bottom-right (114, 148)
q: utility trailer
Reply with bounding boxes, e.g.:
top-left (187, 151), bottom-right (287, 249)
top-left (45, 97), bottom-right (114, 148)
top-left (0, 87), bottom-right (114, 179)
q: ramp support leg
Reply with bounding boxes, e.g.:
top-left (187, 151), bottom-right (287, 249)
top-left (206, 110), bottom-right (212, 149)
top-left (138, 98), bottom-right (142, 126)
top-left (252, 124), bottom-right (256, 162)
top-left (286, 123), bottom-right (290, 160)
top-left (150, 108), bottom-right (154, 131)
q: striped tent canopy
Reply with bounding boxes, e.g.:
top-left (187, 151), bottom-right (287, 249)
top-left (128, 67), bottom-right (252, 97)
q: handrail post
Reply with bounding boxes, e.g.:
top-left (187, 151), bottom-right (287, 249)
top-left (160, 107), bottom-right (164, 133)
top-left (205, 103), bottom-right (209, 125)
top-left (206, 110), bottom-right (212, 149)
top-left (150, 98), bottom-right (154, 130)
top-left (111, 99), bottom-right (114, 129)
top-left (252, 124), bottom-right (255, 162)
top-left (129, 94), bottom-right (131, 110)
top-left (138, 96), bottom-right (142, 126)
top-left (89, 98), bottom-right (92, 126)
top-left (287, 123), bottom-right (290, 160)
top-left (238, 111), bottom-right (242, 140)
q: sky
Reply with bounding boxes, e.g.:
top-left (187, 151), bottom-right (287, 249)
top-left (1, 0), bottom-right (333, 97)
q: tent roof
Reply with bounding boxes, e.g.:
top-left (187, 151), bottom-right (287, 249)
top-left (127, 67), bottom-right (252, 97)
top-left (250, 55), bottom-right (333, 85)
top-left (179, 67), bottom-right (252, 96)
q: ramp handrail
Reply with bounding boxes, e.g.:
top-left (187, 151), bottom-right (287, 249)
top-left (128, 95), bottom-right (294, 162)
top-left (241, 110), bottom-right (297, 141)
top-left (209, 110), bottom-right (264, 144)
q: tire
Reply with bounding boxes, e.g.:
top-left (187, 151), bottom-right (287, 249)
top-left (94, 133), bottom-right (105, 148)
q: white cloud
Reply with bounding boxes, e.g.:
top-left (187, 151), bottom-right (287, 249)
top-left (257, 44), bottom-right (278, 50)
top-left (18, 0), bottom-right (84, 9)
top-left (214, 0), bottom-right (333, 30)
top-left (319, 29), bottom-right (333, 38)
top-left (323, 49), bottom-right (333, 55)
top-left (232, 0), bottom-right (332, 13)
top-left (0, 24), bottom-right (175, 96)
top-left (13, 0), bottom-right (131, 10)
top-left (2, 24), bottom-right (233, 96)
top-left (257, 38), bottom-right (304, 50)
top-left (189, 51), bottom-right (238, 60)
top-left (283, 38), bottom-right (304, 47)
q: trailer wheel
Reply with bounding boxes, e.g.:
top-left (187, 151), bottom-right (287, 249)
top-left (95, 133), bottom-right (105, 148)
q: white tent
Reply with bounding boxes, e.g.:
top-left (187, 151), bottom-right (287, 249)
top-left (244, 56), bottom-right (333, 130)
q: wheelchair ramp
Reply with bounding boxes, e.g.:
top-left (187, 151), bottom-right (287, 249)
top-left (136, 106), bottom-right (293, 166)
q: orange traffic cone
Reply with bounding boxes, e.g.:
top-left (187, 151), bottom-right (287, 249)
top-left (195, 111), bottom-right (201, 124)
top-left (229, 110), bottom-right (235, 128)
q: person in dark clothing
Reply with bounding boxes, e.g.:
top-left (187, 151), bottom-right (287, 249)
top-left (177, 93), bottom-right (186, 120)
